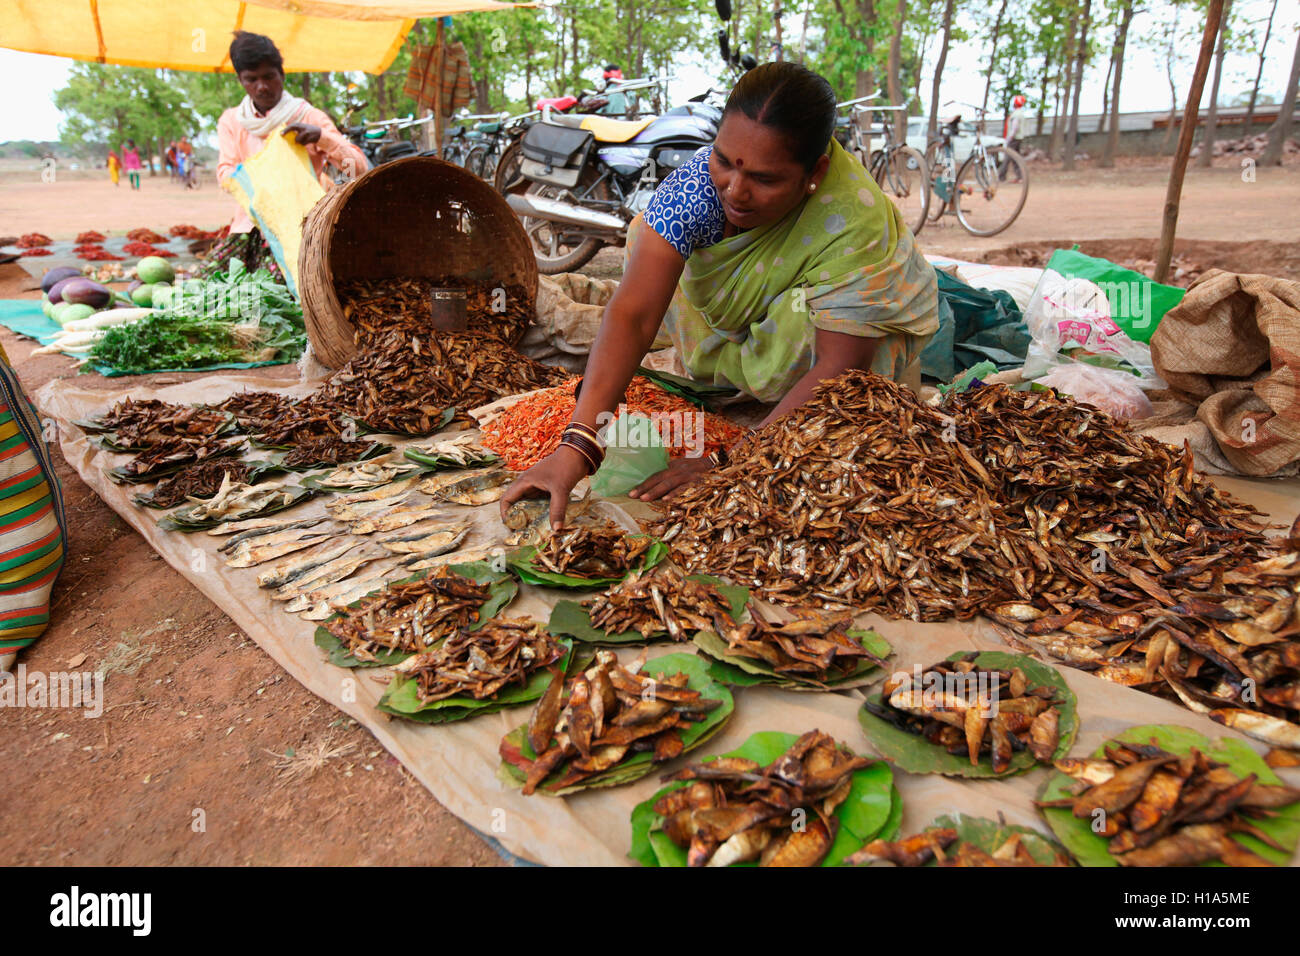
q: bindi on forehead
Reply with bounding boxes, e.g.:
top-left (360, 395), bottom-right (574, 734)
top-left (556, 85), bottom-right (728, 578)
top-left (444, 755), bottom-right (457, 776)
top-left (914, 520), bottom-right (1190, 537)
top-left (734, 157), bottom-right (744, 168)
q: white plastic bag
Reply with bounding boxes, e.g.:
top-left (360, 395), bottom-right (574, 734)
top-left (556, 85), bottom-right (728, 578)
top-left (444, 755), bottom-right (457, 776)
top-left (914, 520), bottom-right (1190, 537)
top-left (1022, 268), bottom-right (1164, 387)
top-left (1037, 364), bottom-right (1154, 421)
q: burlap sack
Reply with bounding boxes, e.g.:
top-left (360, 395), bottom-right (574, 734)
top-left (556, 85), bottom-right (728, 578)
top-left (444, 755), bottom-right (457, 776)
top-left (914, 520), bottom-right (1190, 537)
top-left (1149, 269), bottom-right (1300, 476)
top-left (518, 273), bottom-right (619, 372)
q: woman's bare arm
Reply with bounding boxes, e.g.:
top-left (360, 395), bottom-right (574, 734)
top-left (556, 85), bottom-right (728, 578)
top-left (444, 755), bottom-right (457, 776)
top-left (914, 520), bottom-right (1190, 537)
top-left (758, 327), bottom-right (879, 426)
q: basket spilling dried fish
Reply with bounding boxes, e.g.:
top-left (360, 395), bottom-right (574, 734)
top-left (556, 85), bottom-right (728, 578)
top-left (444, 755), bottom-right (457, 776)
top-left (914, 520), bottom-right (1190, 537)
top-left (133, 458), bottom-right (253, 508)
top-left (317, 564), bottom-right (515, 666)
top-left (1037, 728), bottom-right (1300, 867)
top-left (377, 618), bottom-right (570, 723)
top-left (499, 651), bottom-right (733, 795)
top-left (695, 602), bottom-right (890, 690)
top-left (860, 652), bottom-right (1076, 777)
top-left (650, 370), bottom-right (1300, 739)
top-left (337, 277), bottom-right (533, 347)
top-left (847, 815), bottom-right (1071, 867)
top-left (510, 523), bottom-right (666, 587)
top-left (653, 730), bottom-right (874, 867)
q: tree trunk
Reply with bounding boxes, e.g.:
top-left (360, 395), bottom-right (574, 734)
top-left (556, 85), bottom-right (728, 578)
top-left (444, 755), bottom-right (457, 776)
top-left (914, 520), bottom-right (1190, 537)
top-left (887, 0), bottom-right (909, 139)
top-left (301, 74), bottom-right (310, 100)
top-left (773, 1), bottom-right (783, 61)
top-left (1262, 29), bottom-right (1300, 166)
top-left (1050, 13), bottom-right (1078, 161)
top-left (1098, 52), bottom-right (1113, 134)
top-left (1063, 0), bottom-right (1092, 171)
top-left (1036, 48), bottom-right (1052, 136)
top-left (981, 0), bottom-right (1010, 113)
top-left (1246, 0), bottom-right (1278, 128)
top-left (1156, 0), bottom-right (1225, 282)
top-left (927, 0), bottom-right (956, 141)
top-left (833, 0), bottom-right (877, 96)
top-left (1197, 0), bottom-right (1230, 168)
top-left (1162, 7), bottom-right (1180, 152)
top-left (1100, 0), bottom-right (1133, 167)
top-left (799, 4), bottom-right (810, 60)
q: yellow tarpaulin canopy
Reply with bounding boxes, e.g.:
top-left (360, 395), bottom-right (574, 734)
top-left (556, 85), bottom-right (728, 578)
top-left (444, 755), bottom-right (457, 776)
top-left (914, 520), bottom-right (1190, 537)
top-left (0, 0), bottom-right (533, 74)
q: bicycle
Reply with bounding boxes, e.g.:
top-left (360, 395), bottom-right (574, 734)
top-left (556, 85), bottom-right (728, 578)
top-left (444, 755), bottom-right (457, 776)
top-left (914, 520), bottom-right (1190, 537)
top-left (836, 94), bottom-right (930, 236)
top-left (924, 101), bottom-right (1029, 237)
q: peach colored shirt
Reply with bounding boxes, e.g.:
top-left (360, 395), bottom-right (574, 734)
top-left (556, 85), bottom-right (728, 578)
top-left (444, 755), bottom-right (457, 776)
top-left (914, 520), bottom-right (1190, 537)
top-left (217, 102), bottom-right (369, 233)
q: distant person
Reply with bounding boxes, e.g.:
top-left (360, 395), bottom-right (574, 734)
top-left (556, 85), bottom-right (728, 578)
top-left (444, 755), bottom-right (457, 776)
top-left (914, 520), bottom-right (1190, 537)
top-left (178, 137), bottom-right (196, 187)
top-left (107, 148), bottom-right (121, 186)
top-left (600, 64), bottom-right (628, 116)
top-left (1002, 94), bottom-right (1026, 182)
top-left (121, 140), bottom-right (143, 190)
top-left (165, 142), bottom-right (178, 180)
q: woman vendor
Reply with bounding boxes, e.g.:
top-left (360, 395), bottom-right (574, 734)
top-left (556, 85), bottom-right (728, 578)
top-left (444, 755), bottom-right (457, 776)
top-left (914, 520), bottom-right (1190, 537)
top-left (500, 62), bottom-right (940, 529)
top-left (211, 31), bottom-right (368, 269)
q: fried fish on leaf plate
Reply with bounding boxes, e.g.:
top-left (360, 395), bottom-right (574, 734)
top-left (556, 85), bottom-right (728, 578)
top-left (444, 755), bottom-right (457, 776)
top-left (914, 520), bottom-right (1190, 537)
top-left (507, 522), bottom-right (668, 589)
top-left (846, 813), bottom-right (1071, 867)
top-left (694, 599), bottom-right (892, 691)
top-left (1037, 724), bottom-right (1300, 867)
top-left (498, 651), bottom-right (733, 796)
top-left (628, 730), bottom-right (899, 867)
top-left (548, 567), bottom-right (749, 646)
top-left (858, 651), bottom-right (1078, 778)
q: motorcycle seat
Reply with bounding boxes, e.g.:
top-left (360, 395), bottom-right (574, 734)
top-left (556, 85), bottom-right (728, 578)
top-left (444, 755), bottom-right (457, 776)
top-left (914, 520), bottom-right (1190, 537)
top-left (546, 114), bottom-right (655, 143)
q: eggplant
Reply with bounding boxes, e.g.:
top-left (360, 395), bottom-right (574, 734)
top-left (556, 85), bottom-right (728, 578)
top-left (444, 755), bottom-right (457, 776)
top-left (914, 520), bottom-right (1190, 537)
top-left (41, 266), bottom-right (82, 295)
top-left (59, 278), bottom-right (113, 310)
top-left (47, 277), bottom-right (78, 304)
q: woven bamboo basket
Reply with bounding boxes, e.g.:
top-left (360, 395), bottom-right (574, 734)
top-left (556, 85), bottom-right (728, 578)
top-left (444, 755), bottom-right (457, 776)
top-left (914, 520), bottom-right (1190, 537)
top-left (298, 156), bottom-right (538, 368)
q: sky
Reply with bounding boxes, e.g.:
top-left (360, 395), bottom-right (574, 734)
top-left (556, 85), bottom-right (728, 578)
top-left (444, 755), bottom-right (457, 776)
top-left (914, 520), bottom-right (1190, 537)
top-left (1, 0), bottom-right (1296, 143)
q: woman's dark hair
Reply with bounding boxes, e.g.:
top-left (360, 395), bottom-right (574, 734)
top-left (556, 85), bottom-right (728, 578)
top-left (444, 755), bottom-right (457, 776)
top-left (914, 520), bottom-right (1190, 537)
top-left (230, 31), bottom-right (284, 75)
top-left (722, 62), bottom-right (836, 172)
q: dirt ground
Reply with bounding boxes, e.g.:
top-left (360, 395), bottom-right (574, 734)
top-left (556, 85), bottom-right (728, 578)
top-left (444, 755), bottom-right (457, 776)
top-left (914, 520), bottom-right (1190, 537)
top-left (1, 153), bottom-right (1297, 867)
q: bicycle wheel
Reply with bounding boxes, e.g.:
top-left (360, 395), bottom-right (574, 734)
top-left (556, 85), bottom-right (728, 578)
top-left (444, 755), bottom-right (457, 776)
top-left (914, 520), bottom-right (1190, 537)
top-left (494, 141), bottom-right (528, 196)
top-left (923, 142), bottom-right (951, 223)
top-left (464, 144), bottom-right (490, 179)
top-left (955, 145), bottom-right (1029, 237)
top-left (876, 146), bottom-right (929, 236)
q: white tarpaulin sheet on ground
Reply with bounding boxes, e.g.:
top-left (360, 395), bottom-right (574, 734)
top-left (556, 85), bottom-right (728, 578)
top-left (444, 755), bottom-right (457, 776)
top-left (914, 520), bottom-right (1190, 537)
top-left (35, 373), bottom-right (1300, 866)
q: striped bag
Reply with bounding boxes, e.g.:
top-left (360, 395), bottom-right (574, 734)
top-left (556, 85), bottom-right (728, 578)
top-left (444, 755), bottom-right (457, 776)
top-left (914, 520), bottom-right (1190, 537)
top-left (0, 344), bottom-right (66, 657)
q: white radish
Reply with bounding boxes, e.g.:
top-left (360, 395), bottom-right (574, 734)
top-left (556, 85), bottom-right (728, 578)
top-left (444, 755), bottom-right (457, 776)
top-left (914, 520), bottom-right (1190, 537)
top-left (61, 308), bottom-right (154, 332)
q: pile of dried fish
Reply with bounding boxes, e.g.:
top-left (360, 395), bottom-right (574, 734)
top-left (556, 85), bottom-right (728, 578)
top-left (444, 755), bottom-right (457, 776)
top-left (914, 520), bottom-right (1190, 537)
top-left (136, 458), bottom-right (252, 508)
top-left (314, 456), bottom-right (420, 490)
top-left (337, 277), bottom-right (533, 347)
top-left (78, 397), bottom-right (179, 434)
top-left (404, 434), bottom-right (498, 469)
top-left (655, 730), bottom-right (871, 866)
top-left (718, 603), bottom-right (883, 685)
top-left (110, 434), bottom-right (246, 484)
top-left (1039, 738), bottom-right (1300, 866)
top-left (391, 617), bottom-right (564, 703)
top-left (162, 474), bottom-right (307, 526)
top-left (506, 651), bottom-right (725, 794)
top-left (213, 391), bottom-right (295, 434)
top-left (530, 523), bottom-right (654, 580)
top-left (419, 468), bottom-right (512, 506)
top-left (864, 653), bottom-right (1067, 773)
top-left (585, 565), bottom-right (737, 640)
top-left (81, 398), bottom-right (231, 449)
top-left (650, 370), bottom-right (1300, 742)
top-left (281, 436), bottom-right (381, 469)
top-left (321, 566), bottom-right (492, 663)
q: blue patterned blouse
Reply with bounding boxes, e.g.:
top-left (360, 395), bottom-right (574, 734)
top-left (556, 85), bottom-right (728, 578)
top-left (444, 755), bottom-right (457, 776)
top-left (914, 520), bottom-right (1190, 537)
top-left (641, 146), bottom-right (725, 259)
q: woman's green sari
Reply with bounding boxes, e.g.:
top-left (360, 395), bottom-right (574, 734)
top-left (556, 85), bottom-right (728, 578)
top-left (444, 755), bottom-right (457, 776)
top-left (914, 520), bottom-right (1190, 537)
top-left (632, 139), bottom-right (940, 402)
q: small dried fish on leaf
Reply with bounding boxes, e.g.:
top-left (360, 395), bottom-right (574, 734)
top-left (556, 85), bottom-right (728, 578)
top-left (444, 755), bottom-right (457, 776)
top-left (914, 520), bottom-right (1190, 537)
top-left (306, 456), bottom-right (421, 491)
top-left (317, 565), bottom-right (509, 666)
top-left (158, 474), bottom-right (317, 531)
top-left (699, 600), bottom-right (890, 689)
top-left (109, 434), bottom-right (246, 484)
top-left (279, 436), bottom-right (390, 471)
top-left (86, 400), bottom-right (233, 451)
top-left (847, 814), bottom-right (1070, 867)
top-left (511, 522), bottom-right (665, 587)
top-left (859, 651), bottom-right (1076, 777)
top-left (580, 565), bottom-right (740, 642)
top-left (377, 617), bottom-right (569, 723)
top-left (404, 434), bottom-right (499, 470)
top-left (656, 730), bottom-right (872, 867)
top-left (1038, 727), bottom-right (1300, 867)
top-left (75, 397), bottom-right (181, 434)
top-left (337, 277), bottom-right (533, 348)
top-left (499, 651), bottom-right (732, 795)
top-left (212, 390), bottom-right (295, 434)
top-left (133, 458), bottom-right (252, 509)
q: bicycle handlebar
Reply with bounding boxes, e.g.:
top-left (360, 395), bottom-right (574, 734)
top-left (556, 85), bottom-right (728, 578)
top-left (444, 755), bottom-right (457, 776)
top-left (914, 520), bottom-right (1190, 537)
top-left (836, 90), bottom-right (885, 108)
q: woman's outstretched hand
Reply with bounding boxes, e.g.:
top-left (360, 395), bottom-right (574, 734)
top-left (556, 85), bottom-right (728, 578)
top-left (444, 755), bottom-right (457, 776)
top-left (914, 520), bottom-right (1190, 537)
top-left (498, 446), bottom-right (591, 530)
top-left (627, 456), bottom-right (714, 502)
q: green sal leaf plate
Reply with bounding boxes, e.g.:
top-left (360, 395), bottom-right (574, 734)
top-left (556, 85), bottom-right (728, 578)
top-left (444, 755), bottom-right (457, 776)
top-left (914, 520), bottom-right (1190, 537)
top-left (548, 576), bottom-right (749, 646)
top-left (131, 459), bottom-right (285, 508)
top-left (927, 814), bottom-right (1069, 866)
top-left (1039, 724), bottom-right (1300, 868)
top-left (858, 651), bottom-right (1078, 778)
top-left (312, 560), bottom-right (518, 669)
top-left (633, 366), bottom-right (739, 407)
top-left (299, 461), bottom-right (431, 493)
top-left (696, 628), bottom-right (892, 692)
top-left (507, 537), bottom-right (668, 589)
top-left (499, 651), bottom-right (733, 796)
top-left (403, 445), bottom-right (499, 471)
top-left (156, 484), bottom-right (318, 532)
top-left (376, 637), bottom-right (573, 724)
top-left (628, 730), bottom-right (898, 867)
top-left (106, 436), bottom-right (247, 485)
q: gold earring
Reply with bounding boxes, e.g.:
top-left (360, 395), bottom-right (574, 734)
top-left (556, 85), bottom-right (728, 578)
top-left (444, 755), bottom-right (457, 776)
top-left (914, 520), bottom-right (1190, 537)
top-left (809, 184), bottom-right (817, 193)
